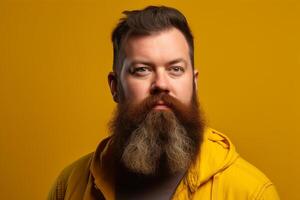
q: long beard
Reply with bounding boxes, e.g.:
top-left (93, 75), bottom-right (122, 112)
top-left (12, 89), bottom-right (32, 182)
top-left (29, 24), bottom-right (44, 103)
top-left (109, 93), bottom-right (205, 175)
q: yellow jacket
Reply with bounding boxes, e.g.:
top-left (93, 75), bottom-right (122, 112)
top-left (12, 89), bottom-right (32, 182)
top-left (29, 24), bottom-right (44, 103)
top-left (48, 128), bottom-right (280, 200)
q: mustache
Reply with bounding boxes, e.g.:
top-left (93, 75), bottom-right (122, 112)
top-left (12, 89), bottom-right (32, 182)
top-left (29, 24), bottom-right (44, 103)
top-left (119, 93), bottom-right (197, 122)
top-left (135, 93), bottom-right (181, 112)
top-left (113, 94), bottom-right (187, 144)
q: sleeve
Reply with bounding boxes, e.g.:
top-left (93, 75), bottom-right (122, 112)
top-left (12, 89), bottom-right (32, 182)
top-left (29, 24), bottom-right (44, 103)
top-left (258, 183), bottom-right (280, 200)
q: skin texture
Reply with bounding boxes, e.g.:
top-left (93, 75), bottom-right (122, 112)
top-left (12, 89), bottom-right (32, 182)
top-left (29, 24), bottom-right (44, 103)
top-left (108, 28), bottom-right (198, 106)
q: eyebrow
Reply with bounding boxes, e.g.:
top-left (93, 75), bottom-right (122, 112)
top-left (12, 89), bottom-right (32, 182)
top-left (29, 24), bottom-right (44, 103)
top-left (129, 58), bottom-right (188, 67)
top-left (168, 58), bottom-right (188, 66)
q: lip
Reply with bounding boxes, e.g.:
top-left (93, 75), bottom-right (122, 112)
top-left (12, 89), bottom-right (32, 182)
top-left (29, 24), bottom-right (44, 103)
top-left (153, 101), bottom-right (170, 110)
top-left (153, 104), bottom-right (169, 110)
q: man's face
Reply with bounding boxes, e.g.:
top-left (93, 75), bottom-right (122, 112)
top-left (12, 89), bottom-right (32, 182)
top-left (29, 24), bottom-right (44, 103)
top-left (108, 27), bottom-right (203, 175)
top-left (118, 27), bottom-right (198, 107)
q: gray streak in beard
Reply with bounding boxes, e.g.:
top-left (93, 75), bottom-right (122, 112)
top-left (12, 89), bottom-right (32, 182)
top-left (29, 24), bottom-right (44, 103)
top-left (121, 110), bottom-right (195, 175)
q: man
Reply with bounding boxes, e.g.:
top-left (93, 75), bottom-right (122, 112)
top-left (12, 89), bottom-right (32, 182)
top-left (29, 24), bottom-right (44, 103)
top-left (48, 6), bottom-right (279, 200)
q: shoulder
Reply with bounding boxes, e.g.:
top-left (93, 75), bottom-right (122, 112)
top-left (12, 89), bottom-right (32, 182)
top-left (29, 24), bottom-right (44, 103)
top-left (220, 156), bottom-right (279, 199)
top-left (47, 137), bottom-right (112, 200)
top-left (200, 128), bottom-right (280, 199)
top-left (60, 152), bottom-right (94, 183)
top-left (47, 153), bottom-right (94, 200)
top-left (67, 152), bottom-right (94, 175)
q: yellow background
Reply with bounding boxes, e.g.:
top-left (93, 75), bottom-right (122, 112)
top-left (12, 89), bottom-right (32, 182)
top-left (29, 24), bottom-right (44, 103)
top-left (0, 0), bottom-right (299, 199)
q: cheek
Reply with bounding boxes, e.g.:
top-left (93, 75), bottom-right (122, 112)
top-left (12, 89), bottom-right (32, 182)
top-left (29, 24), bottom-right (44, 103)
top-left (122, 79), bottom-right (150, 102)
top-left (172, 78), bottom-right (194, 104)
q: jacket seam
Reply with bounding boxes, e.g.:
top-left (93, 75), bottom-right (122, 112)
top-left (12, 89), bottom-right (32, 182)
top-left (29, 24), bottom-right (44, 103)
top-left (252, 181), bottom-right (274, 200)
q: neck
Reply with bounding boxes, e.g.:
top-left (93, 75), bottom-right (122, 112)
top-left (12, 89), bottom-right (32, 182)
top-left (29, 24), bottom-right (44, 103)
top-left (115, 162), bottom-right (187, 200)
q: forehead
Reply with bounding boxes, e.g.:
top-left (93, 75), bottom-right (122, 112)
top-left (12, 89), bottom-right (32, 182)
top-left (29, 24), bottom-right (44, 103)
top-left (123, 28), bottom-right (191, 66)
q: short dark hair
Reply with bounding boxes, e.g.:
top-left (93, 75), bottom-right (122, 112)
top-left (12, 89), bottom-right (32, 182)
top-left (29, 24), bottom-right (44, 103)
top-left (111, 6), bottom-right (194, 74)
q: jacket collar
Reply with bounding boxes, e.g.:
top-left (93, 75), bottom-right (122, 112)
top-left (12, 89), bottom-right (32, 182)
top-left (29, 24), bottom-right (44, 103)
top-left (90, 137), bottom-right (115, 200)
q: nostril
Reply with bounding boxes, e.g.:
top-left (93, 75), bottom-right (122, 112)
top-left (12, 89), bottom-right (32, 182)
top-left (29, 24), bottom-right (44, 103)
top-left (150, 86), bottom-right (169, 95)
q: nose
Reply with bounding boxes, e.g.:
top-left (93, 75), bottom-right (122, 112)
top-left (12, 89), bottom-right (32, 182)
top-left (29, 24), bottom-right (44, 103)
top-left (150, 70), bottom-right (170, 95)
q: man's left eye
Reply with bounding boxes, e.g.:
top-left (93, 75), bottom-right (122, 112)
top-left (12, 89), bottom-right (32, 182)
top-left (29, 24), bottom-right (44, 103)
top-left (168, 66), bottom-right (185, 75)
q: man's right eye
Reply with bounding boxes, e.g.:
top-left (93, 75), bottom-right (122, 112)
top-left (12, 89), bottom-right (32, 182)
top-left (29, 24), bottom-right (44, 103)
top-left (129, 66), bottom-right (152, 76)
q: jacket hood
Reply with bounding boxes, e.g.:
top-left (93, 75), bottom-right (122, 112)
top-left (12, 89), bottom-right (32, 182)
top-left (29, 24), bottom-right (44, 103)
top-left (184, 127), bottom-right (239, 193)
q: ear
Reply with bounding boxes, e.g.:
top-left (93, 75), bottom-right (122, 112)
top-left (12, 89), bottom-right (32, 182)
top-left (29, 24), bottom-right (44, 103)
top-left (108, 72), bottom-right (119, 103)
top-left (193, 69), bottom-right (199, 91)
